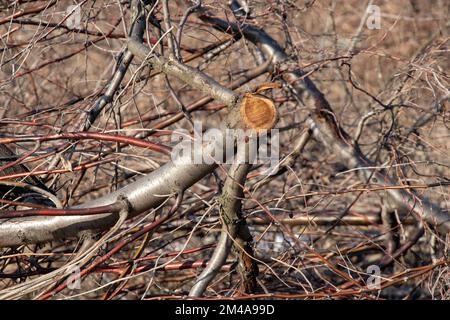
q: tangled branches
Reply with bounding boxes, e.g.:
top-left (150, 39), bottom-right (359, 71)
top-left (0, 0), bottom-right (449, 300)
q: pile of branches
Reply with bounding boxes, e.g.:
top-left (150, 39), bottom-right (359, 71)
top-left (0, 0), bottom-right (448, 299)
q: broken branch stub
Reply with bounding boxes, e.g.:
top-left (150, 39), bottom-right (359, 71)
top-left (240, 93), bottom-right (278, 132)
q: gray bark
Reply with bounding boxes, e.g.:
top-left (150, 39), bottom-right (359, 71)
top-left (201, 15), bottom-right (450, 235)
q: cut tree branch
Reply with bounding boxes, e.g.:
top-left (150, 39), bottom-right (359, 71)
top-left (0, 18), bottom-right (278, 247)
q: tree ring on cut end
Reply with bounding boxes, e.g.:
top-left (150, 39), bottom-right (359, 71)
top-left (240, 93), bottom-right (278, 131)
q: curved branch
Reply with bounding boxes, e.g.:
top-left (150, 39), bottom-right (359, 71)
top-left (189, 229), bottom-right (232, 297)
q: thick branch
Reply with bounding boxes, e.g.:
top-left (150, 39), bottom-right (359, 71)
top-left (127, 40), bottom-right (238, 109)
top-left (0, 85), bottom-right (277, 249)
